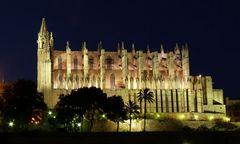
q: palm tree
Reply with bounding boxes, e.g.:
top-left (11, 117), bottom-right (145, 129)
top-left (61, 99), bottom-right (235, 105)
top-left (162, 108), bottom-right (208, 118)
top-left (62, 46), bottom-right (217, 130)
top-left (125, 100), bottom-right (139, 132)
top-left (137, 88), bottom-right (154, 131)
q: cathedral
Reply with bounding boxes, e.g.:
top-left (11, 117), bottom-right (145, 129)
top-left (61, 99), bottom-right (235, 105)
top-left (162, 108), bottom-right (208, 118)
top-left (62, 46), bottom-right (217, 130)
top-left (37, 18), bottom-right (226, 120)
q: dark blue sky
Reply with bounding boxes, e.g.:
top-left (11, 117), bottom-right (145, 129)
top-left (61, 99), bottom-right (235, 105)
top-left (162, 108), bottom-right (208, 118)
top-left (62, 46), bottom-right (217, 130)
top-left (0, 0), bottom-right (239, 98)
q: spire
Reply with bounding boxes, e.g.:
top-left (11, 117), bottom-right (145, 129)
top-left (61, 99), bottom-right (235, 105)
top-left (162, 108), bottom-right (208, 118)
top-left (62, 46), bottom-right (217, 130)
top-left (83, 41), bottom-right (87, 49)
top-left (98, 41), bottom-right (103, 49)
top-left (132, 43), bottom-right (135, 55)
top-left (66, 41), bottom-right (70, 49)
top-left (39, 18), bottom-right (48, 34)
top-left (174, 43), bottom-right (180, 54)
top-left (117, 42), bottom-right (121, 56)
top-left (82, 41), bottom-right (88, 55)
top-left (160, 44), bottom-right (164, 53)
top-left (147, 45), bottom-right (150, 53)
top-left (66, 41), bottom-right (71, 53)
top-left (147, 45), bottom-right (151, 58)
top-left (97, 41), bottom-right (103, 54)
top-left (50, 32), bottom-right (54, 47)
top-left (121, 41), bottom-right (125, 50)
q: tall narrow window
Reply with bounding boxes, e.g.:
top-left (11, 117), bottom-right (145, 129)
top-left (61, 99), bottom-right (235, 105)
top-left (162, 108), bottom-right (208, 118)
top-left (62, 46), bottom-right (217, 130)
top-left (89, 57), bottom-right (94, 69)
top-left (106, 57), bottom-right (113, 70)
top-left (92, 76), bottom-right (96, 87)
top-left (58, 56), bottom-right (62, 70)
top-left (59, 74), bottom-right (63, 88)
top-left (76, 75), bottom-right (79, 89)
top-left (110, 73), bottom-right (115, 89)
top-left (74, 56), bottom-right (78, 70)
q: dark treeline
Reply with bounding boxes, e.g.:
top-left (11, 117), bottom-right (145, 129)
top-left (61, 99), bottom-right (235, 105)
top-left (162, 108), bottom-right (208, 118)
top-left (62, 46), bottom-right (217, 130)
top-left (0, 79), bottom-right (157, 132)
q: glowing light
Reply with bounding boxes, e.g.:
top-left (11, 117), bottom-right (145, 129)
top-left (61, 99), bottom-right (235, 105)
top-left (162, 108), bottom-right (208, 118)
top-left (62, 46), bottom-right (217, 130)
top-left (157, 114), bottom-right (160, 118)
top-left (223, 117), bottom-right (230, 122)
top-left (77, 123), bottom-right (81, 127)
top-left (9, 121), bottom-right (14, 127)
top-left (102, 114), bottom-right (106, 118)
top-left (182, 141), bottom-right (191, 144)
top-left (194, 115), bottom-right (198, 120)
top-left (130, 114), bottom-right (133, 118)
top-left (208, 116), bottom-right (214, 121)
top-left (198, 74), bottom-right (202, 78)
top-left (179, 114), bottom-right (185, 120)
top-left (48, 111), bottom-right (52, 115)
top-left (132, 122), bottom-right (136, 128)
top-left (53, 116), bottom-right (56, 119)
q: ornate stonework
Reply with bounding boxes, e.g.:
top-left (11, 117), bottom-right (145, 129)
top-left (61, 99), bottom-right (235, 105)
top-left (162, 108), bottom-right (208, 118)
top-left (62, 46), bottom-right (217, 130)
top-left (37, 18), bottom-right (226, 118)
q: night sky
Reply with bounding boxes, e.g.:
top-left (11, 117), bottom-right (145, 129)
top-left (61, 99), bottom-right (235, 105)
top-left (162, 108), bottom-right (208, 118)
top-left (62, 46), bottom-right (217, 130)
top-left (0, 0), bottom-right (239, 99)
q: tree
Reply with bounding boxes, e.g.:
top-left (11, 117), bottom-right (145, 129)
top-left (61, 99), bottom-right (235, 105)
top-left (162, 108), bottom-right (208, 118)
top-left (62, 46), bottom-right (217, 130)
top-left (1, 80), bottom-right (46, 129)
top-left (55, 87), bottom-right (107, 132)
top-left (105, 95), bottom-right (127, 132)
top-left (125, 100), bottom-right (139, 132)
top-left (55, 92), bottom-right (87, 132)
top-left (137, 88), bottom-right (154, 131)
top-left (84, 87), bottom-right (107, 131)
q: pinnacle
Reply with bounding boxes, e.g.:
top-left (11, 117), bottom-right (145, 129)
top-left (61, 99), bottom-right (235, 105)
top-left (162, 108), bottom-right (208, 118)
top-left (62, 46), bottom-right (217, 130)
top-left (39, 18), bottom-right (48, 34)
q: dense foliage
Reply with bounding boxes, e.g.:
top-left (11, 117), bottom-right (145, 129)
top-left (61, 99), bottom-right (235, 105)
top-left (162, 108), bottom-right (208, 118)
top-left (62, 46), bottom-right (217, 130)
top-left (55, 87), bottom-right (108, 131)
top-left (0, 80), bottom-right (46, 129)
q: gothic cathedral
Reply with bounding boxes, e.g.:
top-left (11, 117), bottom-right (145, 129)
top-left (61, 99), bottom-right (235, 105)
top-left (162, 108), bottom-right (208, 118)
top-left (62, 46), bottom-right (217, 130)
top-left (37, 18), bottom-right (226, 120)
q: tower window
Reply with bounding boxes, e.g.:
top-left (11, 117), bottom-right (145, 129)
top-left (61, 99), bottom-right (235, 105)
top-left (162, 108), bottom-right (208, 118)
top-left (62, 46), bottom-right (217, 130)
top-left (58, 56), bottom-right (62, 70)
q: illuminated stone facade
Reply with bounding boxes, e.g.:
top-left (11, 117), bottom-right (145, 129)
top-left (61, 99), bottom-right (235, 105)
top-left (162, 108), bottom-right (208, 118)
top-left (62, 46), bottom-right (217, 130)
top-left (37, 18), bottom-right (226, 117)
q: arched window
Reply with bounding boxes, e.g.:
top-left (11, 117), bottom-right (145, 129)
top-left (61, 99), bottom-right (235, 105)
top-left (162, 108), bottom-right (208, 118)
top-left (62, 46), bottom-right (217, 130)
top-left (110, 73), bottom-right (115, 89)
top-left (106, 57), bottom-right (113, 70)
top-left (74, 56), bottom-right (78, 70)
top-left (58, 56), bottom-right (62, 70)
top-left (89, 57), bottom-right (94, 69)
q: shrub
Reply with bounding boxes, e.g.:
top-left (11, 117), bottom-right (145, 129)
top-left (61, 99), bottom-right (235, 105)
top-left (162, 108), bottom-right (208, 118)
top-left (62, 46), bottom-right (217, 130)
top-left (196, 124), bottom-right (209, 131)
top-left (211, 121), bottom-right (237, 131)
top-left (158, 118), bottom-right (183, 131)
top-left (182, 126), bottom-right (194, 131)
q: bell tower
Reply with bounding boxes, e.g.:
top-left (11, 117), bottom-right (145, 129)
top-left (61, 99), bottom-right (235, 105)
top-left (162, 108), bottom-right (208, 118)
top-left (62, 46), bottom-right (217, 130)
top-left (37, 18), bottom-right (54, 107)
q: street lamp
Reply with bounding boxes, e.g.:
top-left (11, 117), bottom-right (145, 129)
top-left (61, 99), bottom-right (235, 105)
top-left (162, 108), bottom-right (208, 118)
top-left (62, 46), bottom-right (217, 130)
top-left (48, 110), bottom-right (52, 116)
top-left (9, 121), bottom-right (14, 127)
